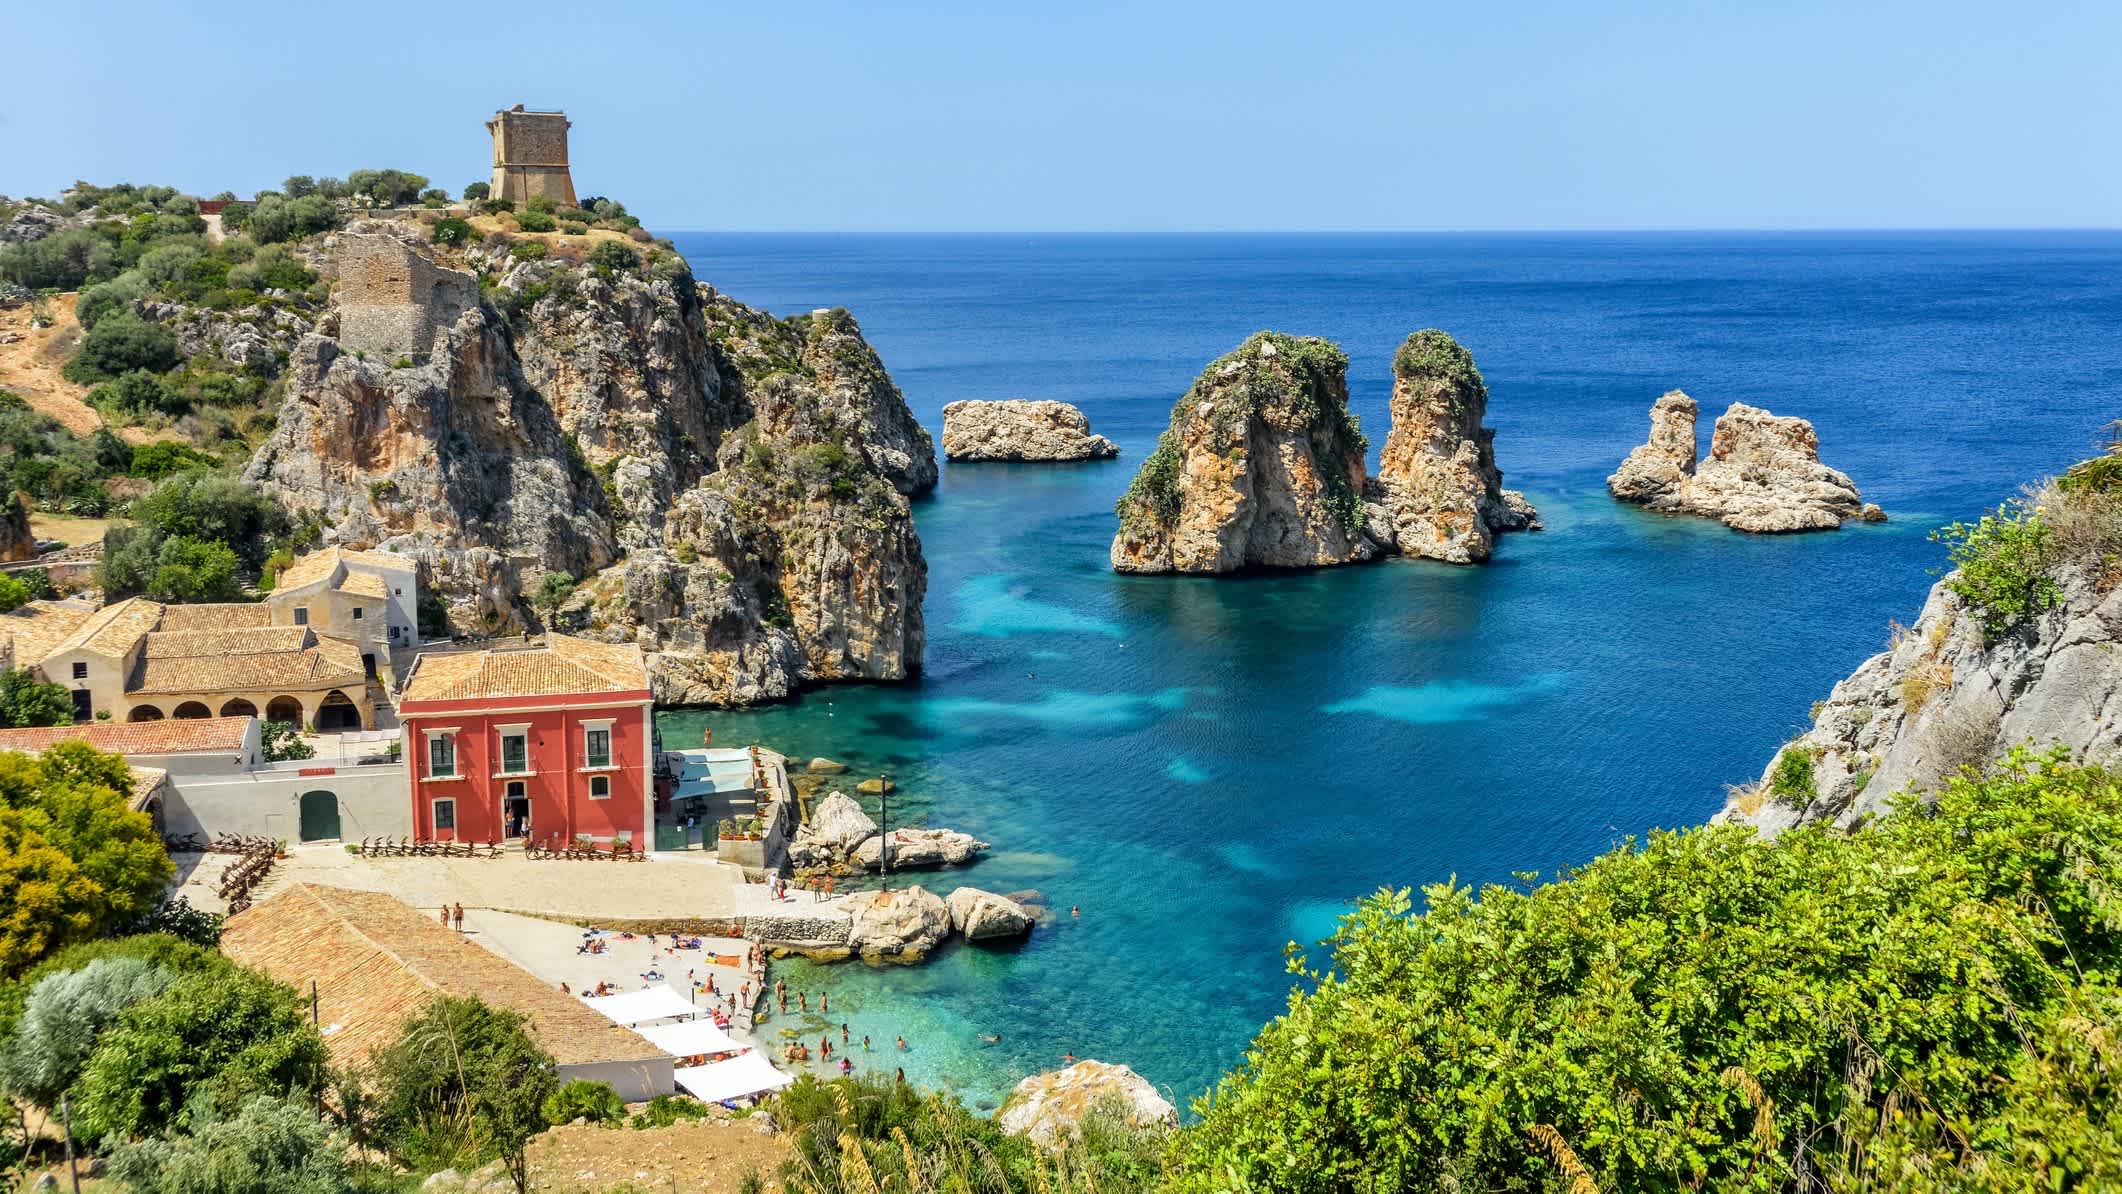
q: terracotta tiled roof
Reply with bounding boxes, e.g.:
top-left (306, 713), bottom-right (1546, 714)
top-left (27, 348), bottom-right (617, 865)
top-left (126, 765), bottom-right (168, 808)
top-left (47, 596), bottom-right (163, 661)
top-left (157, 603), bottom-right (274, 631)
top-left (222, 884), bottom-right (666, 1068)
top-left (274, 546), bottom-right (414, 595)
top-left (0, 600), bottom-right (97, 666)
top-left (339, 571), bottom-right (390, 600)
top-left (132, 630), bottom-right (365, 695)
top-left (402, 634), bottom-right (649, 704)
top-left (0, 715), bottom-right (254, 756)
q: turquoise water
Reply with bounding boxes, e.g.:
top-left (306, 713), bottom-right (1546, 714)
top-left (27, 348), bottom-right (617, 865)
top-left (661, 232), bottom-right (2122, 1112)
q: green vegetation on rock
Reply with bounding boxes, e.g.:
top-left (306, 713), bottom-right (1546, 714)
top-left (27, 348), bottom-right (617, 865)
top-left (1931, 498), bottom-right (2062, 637)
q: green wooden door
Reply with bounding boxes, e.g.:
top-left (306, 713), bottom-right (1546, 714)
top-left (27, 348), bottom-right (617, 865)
top-left (298, 790), bottom-right (341, 842)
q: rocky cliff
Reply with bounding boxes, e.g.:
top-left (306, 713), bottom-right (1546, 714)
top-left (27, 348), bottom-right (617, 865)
top-left (1610, 392), bottom-right (1883, 532)
top-left (1111, 333), bottom-right (1373, 573)
top-left (247, 221), bottom-right (931, 704)
top-left (1363, 329), bottom-right (1538, 563)
top-left (941, 399), bottom-right (1118, 462)
top-left (1723, 462), bottom-right (2122, 832)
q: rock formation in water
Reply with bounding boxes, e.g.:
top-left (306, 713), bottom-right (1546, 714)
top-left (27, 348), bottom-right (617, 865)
top-left (839, 884), bottom-right (952, 963)
top-left (1721, 462), bottom-right (2122, 833)
top-left (1362, 329), bottom-right (1540, 563)
top-left (946, 886), bottom-right (1035, 940)
top-left (853, 826), bottom-right (988, 869)
top-left (942, 399), bottom-right (1119, 462)
top-left (998, 1060), bottom-right (1179, 1148)
top-left (1110, 332), bottom-right (1373, 573)
top-left (246, 220), bottom-right (931, 705)
top-left (1609, 392), bottom-right (1884, 532)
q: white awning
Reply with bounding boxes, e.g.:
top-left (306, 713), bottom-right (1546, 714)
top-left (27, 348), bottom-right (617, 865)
top-left (673, 1051), bottom-right (796, 1103)
top-left (635, 1018), bottom-right (745, 1057)
top-left (580, 985), bottom-right (701, 1026)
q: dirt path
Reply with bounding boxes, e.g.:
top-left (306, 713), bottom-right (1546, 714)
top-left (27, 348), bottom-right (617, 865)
top-left (527, 1116), bottom-right (790, 1192)
top-left (0, 293), bottom-right (104, 436)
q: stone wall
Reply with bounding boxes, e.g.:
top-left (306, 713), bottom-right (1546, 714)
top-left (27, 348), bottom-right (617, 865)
top-left (165, 763), bottom-right (410, 842)
top-left (335, 233), bottom-right (476, 360)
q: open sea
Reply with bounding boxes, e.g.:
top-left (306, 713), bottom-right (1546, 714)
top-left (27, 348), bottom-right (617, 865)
top-left (658, 231), bottom-right (2122, 1113)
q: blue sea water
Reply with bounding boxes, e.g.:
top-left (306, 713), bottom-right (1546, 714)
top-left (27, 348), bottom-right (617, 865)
top-left (659, 231), bottom-right (2122, 1112)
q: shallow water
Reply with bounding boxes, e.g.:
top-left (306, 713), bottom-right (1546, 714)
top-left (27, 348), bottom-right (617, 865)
top-left (660, 231), bottom-right (2122, 1111)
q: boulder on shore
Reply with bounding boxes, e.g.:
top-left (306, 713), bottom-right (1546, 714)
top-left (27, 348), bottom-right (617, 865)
top-left (788, 792), bottom-right (877, 868)
top-left (997, 1060), bottom-right (1179, 1149)
top-left (855, 777), bottom-right (895, 794)
top-left (1363, 329), bottom-right (1540, 563)
top-left (942, 399), bottom-right (1119, 462)
top-left (1609, 393), bottom-right (1883, 532)
top-left (839, 885), bottom-right (951, 962)
top-left (854, 827), bottom-right (988, 869)
top-left (1112, 332), bottom-right (1375, 574)
top-left (946, 887), bottom-right (1035, 940)
top-left (806, 757), bottom-right (849, 774)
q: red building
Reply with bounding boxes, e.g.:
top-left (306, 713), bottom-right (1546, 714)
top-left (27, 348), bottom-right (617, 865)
top-left (397, 635), bottom-right (656, 850)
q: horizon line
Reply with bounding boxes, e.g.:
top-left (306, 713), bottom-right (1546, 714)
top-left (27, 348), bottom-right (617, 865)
top-left (658, 225), bottom-right (2122, 237)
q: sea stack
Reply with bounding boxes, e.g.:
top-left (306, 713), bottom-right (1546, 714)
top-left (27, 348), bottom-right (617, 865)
top-left (1110, 332), bottom-right (1373, 573)
top-left (942, 399), bottom-right (1119, 461)
top-left (1608, 392), bottom-right (1883, 532)
top-left (1364, 329), bottom-right (1540, 563)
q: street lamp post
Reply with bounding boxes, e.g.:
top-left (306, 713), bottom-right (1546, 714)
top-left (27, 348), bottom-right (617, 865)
top-left (877, 773), bottom-right (891, 891)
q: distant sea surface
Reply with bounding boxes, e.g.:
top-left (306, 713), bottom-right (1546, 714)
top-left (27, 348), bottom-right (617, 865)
top-left (659, 231), bottom-right (2122, 1111)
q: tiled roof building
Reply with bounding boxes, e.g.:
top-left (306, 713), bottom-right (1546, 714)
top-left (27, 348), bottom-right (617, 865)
top-left (222, 884), bottom-right (672, 1097)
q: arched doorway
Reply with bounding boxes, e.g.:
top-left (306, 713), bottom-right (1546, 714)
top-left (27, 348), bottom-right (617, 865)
top-left (315, 689), bottom-right (362, 732)
top-left (220, 698), bottom-right (258, 718)
top-left (265, 696), bottom-right (303, 726)
top-left (298, 790), bottom-right (341, 842)
top-left (172, 701), bottom-right (211, 720)
top-left (128, 705), bottom-right (164, 722)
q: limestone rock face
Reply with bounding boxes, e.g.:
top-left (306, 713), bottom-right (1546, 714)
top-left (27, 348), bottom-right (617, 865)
top-left (946, 887), bottom-right (1034, 940)
top-left (247, 223), bottom-right (930, 705)
top-left (853, 827), bottom-right (988, 870)
top-left (1365, 330), bottom-right (1539, 564)
top-left (1608, 395), bottom-right (1878, 532)
top-left (793, 792), bottom-right (878, 862)
top-left (1721, 560), bottom-right (2122, 835)
top-left (942, 399), bottom-right (1119, 462)
top-left (1607, 390), bottom-right (1699, 505)
top-left (998, 1061), bottom-right (1178, 1149)
top-left (839, 885), bottom-right (951, 963)
top-left (1111, 333), bottom-right (1374, 574)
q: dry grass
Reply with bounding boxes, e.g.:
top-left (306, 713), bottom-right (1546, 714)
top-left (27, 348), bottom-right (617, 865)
top-left (1726, 782), bottom-right (1767, 817)
top-left (28, 511), bottom-right (125, 546)
top-left (0, 292), bottom-right (102, 435)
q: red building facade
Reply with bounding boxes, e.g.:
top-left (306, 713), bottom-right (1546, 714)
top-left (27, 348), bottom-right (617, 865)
top-left (397, 635), bottom-right (656, 850)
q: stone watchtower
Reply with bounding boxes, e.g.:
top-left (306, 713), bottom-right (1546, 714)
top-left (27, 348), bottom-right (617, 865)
top-left (487, 105), bottom-right (578, 207)
top-left (335, 233), bottom-right (477, 359)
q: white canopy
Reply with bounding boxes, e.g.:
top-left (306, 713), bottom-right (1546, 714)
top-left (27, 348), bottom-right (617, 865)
top-left (673, 1051), bottom-right (796, 1103)
top-left (580, 985), bottom-right (701, 1026)
top-left (635, 1018), bottom-right (746, 1057)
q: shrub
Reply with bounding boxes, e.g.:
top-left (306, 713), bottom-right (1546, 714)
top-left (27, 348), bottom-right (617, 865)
top-left (587, 239), bottom-right (638, 274)
top-left (128, 439), bottom-right (219, 480)
top-left (0, 668), bottom-right (71, 727)
top-left (1768, 745), bottom-right (1816, 808)
top-left (90, 369), bottom-right (187, 418)
top-left (364, 995), bottom-right (556, 1191)
top-left (62, 312), bottom-right (181, 384)
top-left (76, 272), bottom-right (149, 330)
top-left (508, 240), bottom-right (549, 262)
top-left (106, 1095), bottom-right (352, 1194)
top-left (431, 216), bottom-right (474, 247)
top-left (629, 1093), bottom-right (711, 1130)
top-left (0, 227), bottom-right (117, 290)
top-left (0, 955), bottom-right (175, 1109)
top-left (262, 721), bottom-right (312, 763)
top-left (0, 574), bottom-right (26, 615)
top-left (513, 209), bottom-right (555, 233)
top-left (117, 895), bottom-right (223, 948)
top-left (1931, 499), bottom-right (2062, 636)
top-left (542, 1078), bottom-right (624, 1125)
top-left (559, 220), bottom-right (588, 235)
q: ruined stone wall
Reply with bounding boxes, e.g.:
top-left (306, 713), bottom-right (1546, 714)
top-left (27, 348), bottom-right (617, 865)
top-left (488, 109), bottom-right (578, 207)
top-left (335, 233), bottom-right (477, 359)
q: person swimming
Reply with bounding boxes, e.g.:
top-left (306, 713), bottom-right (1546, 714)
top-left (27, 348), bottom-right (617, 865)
top-left (978, 1033), bottom-right (1002, 1046)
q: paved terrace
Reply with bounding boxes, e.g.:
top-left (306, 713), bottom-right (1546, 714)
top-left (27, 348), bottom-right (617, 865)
top-left (178, 842), bottom-right (750, 924)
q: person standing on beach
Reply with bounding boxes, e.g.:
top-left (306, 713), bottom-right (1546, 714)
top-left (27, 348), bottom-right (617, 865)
top-left (822, 992), bottom-right (829, 1013)
top-left (841, 1023), bottom-right (850, 1044)
top-left (438, 906), bottom-right (450, 926)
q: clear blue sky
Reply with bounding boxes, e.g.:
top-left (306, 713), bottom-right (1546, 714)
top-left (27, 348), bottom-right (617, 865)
top-left (5, 0), bottom-right (2117, 231)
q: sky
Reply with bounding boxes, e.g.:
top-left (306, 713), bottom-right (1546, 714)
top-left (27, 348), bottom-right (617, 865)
top-left (5, 0), bottom-right (2118, 231)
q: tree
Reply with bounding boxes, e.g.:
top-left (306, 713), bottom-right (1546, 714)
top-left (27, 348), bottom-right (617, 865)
top-left (367, 995), bottom-right (557, 1192)
top-left (462, 182), bottom-right (490, 202)
top-left (127, 440), bottom-right (218, 481)
top-left (0, 955), bottom-right (174, 1110)
top-left (90, 369), bottom-right (187, 418)
top-left (72, 963), bottom-right (329, 1141)
top-left (261, 721), bottom-right (311, 763)
top-left (586, 240), bottom-right (638, 275)
top-left (61, 312), bottom-right (180, 385)
top-left (533, 571), bottom-right (575, 627)
top-left (0, 743), bottom-right (171, 976)
top-left (0, 669), bottom-right (71, 727)
top-left (0, 574), bottom-right (26, 614)
top-left (281, 175), bottom-right (318, 198)
top-left (145, 536), bottom-right (241, 602)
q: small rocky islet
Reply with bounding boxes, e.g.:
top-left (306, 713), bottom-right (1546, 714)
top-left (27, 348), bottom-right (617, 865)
top-left (941, 398), bottom-right (1118, 461)
top-left (1108, 328), bottom-right (1538, 574)
top-left (1608, 389), bottom-right (1885, 532)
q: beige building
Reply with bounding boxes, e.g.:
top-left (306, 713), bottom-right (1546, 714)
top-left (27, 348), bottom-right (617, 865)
top-left (487, 105), bottom-right (578, 207)
top-left (5, 546), bottom-right (421, 731)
